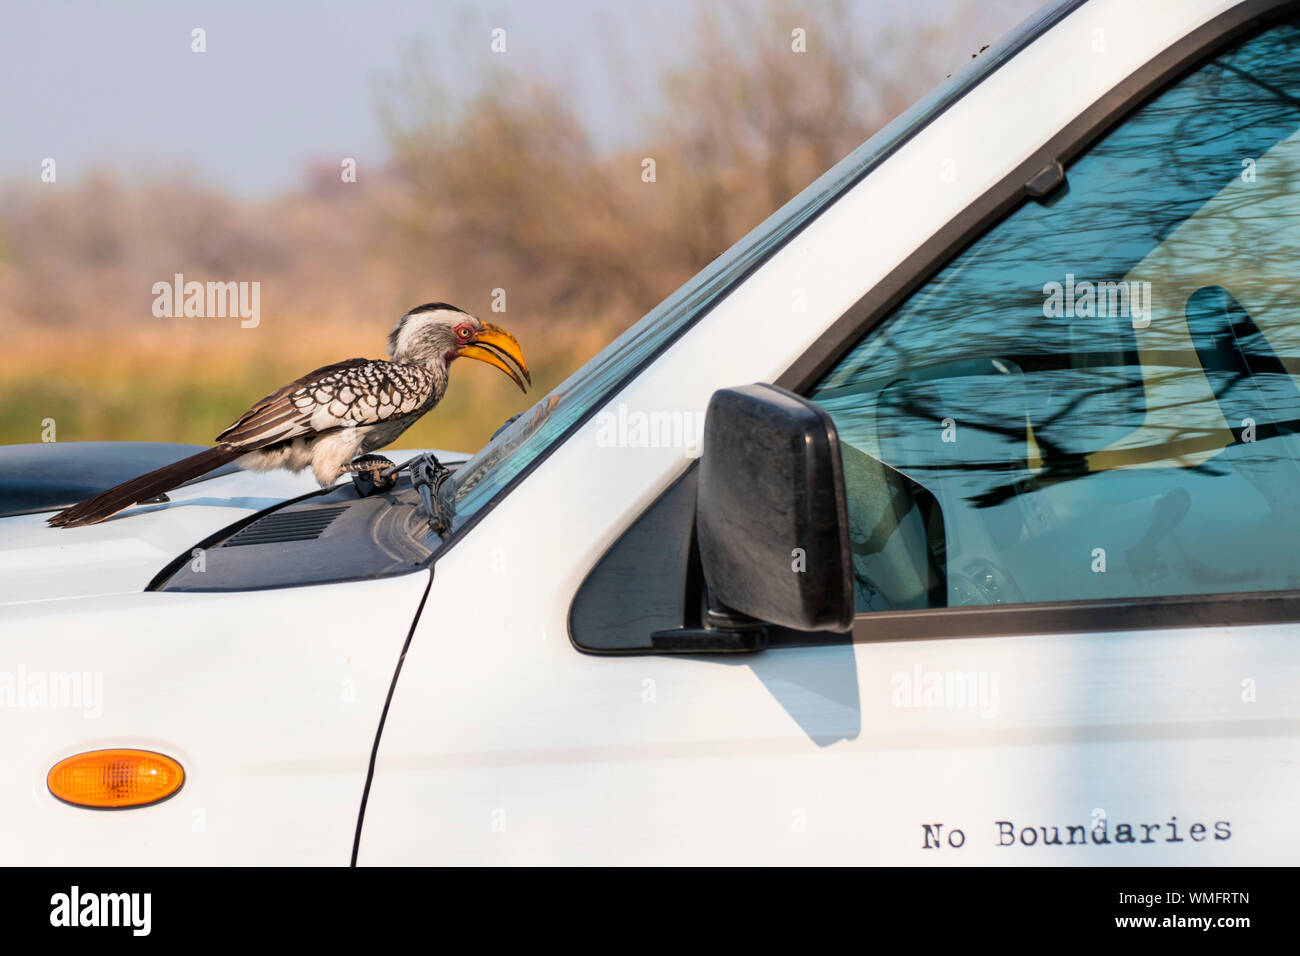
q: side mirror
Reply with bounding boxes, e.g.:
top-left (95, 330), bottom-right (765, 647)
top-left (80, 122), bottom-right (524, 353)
top-left (694, 383), bottom-right (854, 634)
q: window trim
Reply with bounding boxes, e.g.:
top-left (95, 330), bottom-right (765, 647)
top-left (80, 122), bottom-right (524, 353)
top-left (850, 590), bottom-right (1300, 643)
top-left (779, 0), bottom-right (1300, 641)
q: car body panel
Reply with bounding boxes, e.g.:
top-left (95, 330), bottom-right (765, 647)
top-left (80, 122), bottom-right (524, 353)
top-left (0, 573), bottom-right (426, 865)
top-left (358, 0), bottom-right (1299, 864)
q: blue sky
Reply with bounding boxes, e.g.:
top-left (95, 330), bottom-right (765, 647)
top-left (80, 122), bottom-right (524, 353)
top-left (0, 0), bottom-right (1041, 196)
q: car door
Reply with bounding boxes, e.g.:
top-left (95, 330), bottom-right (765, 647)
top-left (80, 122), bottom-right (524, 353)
top-left (791, 6), bottom-right (1300, 863)
top-left (357, 0), bottom-right (1300, 865)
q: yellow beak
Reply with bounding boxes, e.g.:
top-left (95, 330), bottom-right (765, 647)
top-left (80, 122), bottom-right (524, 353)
top-left (457, 323), bottom-right (531, 393)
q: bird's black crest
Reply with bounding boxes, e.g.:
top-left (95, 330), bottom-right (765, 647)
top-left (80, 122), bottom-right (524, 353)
top-left (407, 302), bottom-right (466, 316)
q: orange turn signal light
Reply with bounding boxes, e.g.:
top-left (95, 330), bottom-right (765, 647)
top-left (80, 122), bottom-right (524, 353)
top-left (48, 749), bottom-right (185, 809)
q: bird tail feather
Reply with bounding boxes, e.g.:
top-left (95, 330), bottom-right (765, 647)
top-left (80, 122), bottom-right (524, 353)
top-left (47, 445), bottom-right (241, 528)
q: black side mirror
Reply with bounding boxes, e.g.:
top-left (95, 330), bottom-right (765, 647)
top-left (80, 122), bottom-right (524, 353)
top-left (694, 383), bottom-right (854, 635)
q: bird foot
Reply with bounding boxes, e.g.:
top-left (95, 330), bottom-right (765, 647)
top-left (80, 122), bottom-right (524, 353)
top-left (345, 454), bottom-right (399, 495)
top-left (345, 452), bottom-right (454, 534)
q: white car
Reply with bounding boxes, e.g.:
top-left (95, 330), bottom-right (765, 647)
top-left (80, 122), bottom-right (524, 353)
top-left (3, 0), bottom-right (1298, 865)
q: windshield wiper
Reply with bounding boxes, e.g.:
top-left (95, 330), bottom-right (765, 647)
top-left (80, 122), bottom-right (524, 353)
top-left (408, 453), bottom-right (453, 534)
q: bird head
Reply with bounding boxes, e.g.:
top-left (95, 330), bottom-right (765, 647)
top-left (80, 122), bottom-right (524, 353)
top-left (388, 303), bottom-right (531, 393)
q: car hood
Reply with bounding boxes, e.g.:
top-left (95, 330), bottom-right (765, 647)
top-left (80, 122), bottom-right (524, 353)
top-left (0, 442), bottom-right (460, 607)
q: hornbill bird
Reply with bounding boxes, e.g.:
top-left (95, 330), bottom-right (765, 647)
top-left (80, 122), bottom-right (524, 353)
top-left (47, 303), bottom-right (530, 528)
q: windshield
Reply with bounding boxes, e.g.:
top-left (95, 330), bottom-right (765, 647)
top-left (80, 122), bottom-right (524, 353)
top-left (440, 0), bottom-right (1080, 534)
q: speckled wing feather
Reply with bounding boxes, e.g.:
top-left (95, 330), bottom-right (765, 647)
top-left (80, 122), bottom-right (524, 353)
top-left (216, 358), bottom-right (437, 449)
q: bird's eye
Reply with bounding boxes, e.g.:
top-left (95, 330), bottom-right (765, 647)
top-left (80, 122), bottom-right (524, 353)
top-left (458, 326), bottom-right (471, 338)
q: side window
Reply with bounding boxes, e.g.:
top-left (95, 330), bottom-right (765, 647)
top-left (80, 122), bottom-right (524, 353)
top-left (808, 17), bottom-right (1300, 613)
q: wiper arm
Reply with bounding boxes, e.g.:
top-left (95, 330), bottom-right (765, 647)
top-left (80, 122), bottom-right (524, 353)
top-left (407, 453), bottom-right (453, 534)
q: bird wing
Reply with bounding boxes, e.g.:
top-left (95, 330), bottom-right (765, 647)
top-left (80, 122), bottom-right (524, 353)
top-left (216, 358), bottom-right (436, 449)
